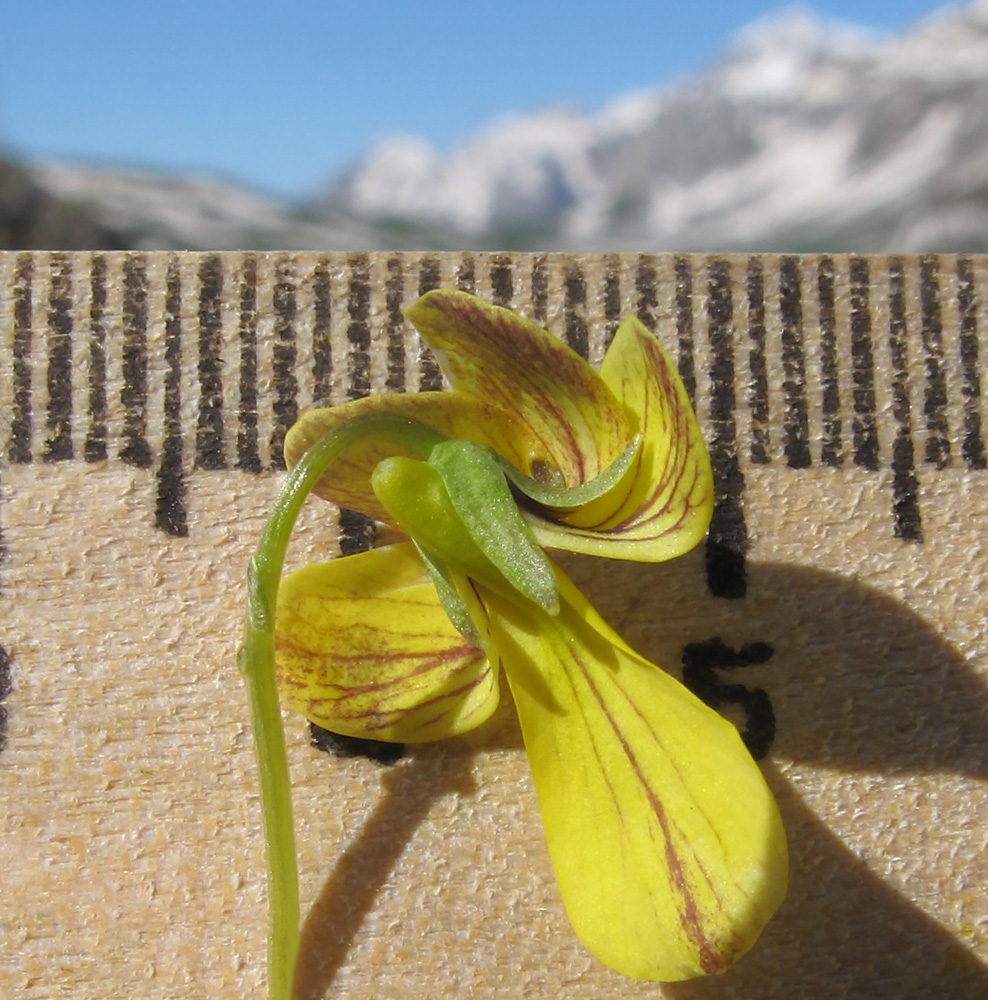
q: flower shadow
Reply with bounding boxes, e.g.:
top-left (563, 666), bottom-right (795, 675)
top-left (292, 748), bottom-right (480, 999)
top-left (560, 550), bottom-right (988, 781)
top-left (665, 759), bottom-right (988, 1000)
top-left (565, 550), bottom-right (988, 997)
top-left (293, 550), bottom-right (987, 998)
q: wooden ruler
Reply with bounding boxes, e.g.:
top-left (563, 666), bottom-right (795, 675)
top-left (1, 251), bottom-right (986, 999)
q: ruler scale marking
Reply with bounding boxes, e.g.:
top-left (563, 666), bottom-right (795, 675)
top-left (345, 253), bottom-right (372, 402)
top-left (745, 256), bottom-right (771, 466)
top-left (600, 253), bottom-right (621, 352)
top-left (311, 260), bottom-right (334, 407)
top-left (43, 252), bottom-right (74, 463)
top-left (236, 254), bottom-right (262, 473)
top-left (119, 254), bottom-right (152, 469)
top-left (84, 253), bottom-right (109, 463)
top-left (0, 244), bottom-right (982, 682)
top-left (9, 253), bottom-right (33, 464)
top-left (887, 257), bottom-right (923, 543)
top-left (956, 256), bottom-right (987, 470)
top-left (849, 256), bottom-right (880, 472)
top-left (384, 256), bottom-right (406, 394)
top-left (920, 254), bottom-right (950, 470)
top-left (490, 253), bottom-right (513, 309)
top-left (779, 256), bottom-right (812, 470)
top-left (0, 255), bottom-right (9, 757)
top-left (530, 255), bottom-right (549, 325)
top-left (154, 256), bottom-right (188, 537)
top-left (339, 253), bottom-right (376, 556)
top-left (196, 254), bottom-right (226, 471)
top-left (417, 255), bottom-right (442, 391)
top-left (816, 256), bottom-right (842, 468)
top-left (269, 257), bottom-right (299, 471)
top-left (671, 255), bottom-right (696, 406)
top-left (633, 253), bottom-right (658, 341)
top-left (563, 262), bottom-right (589, 359)
top-left (704, 257), bottom-right (748, 600)
top-left (456, 253), bottom-right (475, 295)
top-left (0, 643), bottom-right (10, 754)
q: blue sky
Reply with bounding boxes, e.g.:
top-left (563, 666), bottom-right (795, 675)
top-left (0, 0), bottom-right (960, 199)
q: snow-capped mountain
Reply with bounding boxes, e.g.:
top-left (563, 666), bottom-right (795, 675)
top-left (315, 0), bottom-right (988, 251)
top-left (329, 94), bottom-right (660, 238)
top-left (11, 1), bottom-right (988, 252)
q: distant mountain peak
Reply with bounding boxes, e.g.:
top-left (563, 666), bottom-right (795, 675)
top-left (714, 5), bottom-right (878, 101)
top-left (311, 0), bottom-right (988, 252)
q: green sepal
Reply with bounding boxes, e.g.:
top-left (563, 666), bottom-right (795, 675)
top-left (427, 440), bottom-right (559, 615)
top-left (497, 435), bottom-right (641, 510)
top-left (371, 456), bottom-right (517, 598)
top-left (413, 542), bottom-right (487, 650)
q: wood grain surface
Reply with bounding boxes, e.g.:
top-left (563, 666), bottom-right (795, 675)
top-left (1, 251), bottom-right (986, 999)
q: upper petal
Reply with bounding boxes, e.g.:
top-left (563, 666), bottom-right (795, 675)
top-left (275, 543), bottom-right (499, 742)
top-left (531, 316), bottom-right (714, 561)
top-left (482, 570), bottom-right (787, 981)
top-left (284, 392), bottom-right (537, 523)
top-left (405, 289), bottom-right (634, 486)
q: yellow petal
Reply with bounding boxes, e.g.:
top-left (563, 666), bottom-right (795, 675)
top-left (284, 393), bottom-right (536, 523)
top-left (483, 571), bottom-right (787, 981)
top-left (532, 316), bottom-right (714, 561)
top-left (275, 543), bottom-right (499, 742)
top-left (405, 289), bottom-right (634, 486)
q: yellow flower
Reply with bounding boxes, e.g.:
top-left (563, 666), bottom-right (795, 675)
top-left (268, 291), bottom-right (787, 982)
top-left (284, 290), bottom-right (713, 562)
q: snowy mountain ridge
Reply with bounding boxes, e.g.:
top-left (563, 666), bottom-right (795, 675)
top-left (316, 0), bottom-right (988, 251)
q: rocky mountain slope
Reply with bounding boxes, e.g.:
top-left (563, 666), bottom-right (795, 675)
top-left (316, 1), bottom-right (988, 251)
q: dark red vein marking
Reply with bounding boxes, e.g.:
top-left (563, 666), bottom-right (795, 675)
top-left (572, 648), bottom-right (725, 973)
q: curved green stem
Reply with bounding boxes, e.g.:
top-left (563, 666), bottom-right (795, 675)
top-left (239, 415), bottom-right (445, 1000)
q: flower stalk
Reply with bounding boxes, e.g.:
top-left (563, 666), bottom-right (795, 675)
top-left (239, 415), bottom-right (445, 1000)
